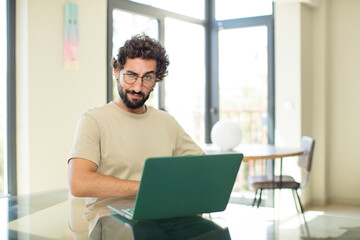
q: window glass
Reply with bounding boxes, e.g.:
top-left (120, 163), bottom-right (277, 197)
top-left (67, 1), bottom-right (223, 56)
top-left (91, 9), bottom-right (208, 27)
top-left (215, 0), bottom-right (272, 20)
top-left (112, 9), bottom-right (159, 107)
top-left (219, 26), bottom-right (269, 193)
top-left (0, 0), bottom-right (7, 196)
top-left (130, 0), bottom-right (204, 20)
top-left (164, 18), bottom-right (205, 143)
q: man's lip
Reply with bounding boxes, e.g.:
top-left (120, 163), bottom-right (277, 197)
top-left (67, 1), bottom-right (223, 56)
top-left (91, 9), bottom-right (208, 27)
top-left (128, 93), bottom-right (143, 99)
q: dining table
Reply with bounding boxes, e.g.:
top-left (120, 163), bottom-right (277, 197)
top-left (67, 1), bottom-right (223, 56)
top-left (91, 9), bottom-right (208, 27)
top-left (202, 143), bottom-right (303, 161)
top-left (202, 142), bottom-right (304, 185)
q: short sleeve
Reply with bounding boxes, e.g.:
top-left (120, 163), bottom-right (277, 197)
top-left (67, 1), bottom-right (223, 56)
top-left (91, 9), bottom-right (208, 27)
top-left (68, 114), bottom-right (101, 166)
top-left (173, 122), bottom-right (204, 156)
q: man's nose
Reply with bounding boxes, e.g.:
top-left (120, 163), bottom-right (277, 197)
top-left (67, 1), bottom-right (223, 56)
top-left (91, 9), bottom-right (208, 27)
top-left (131, 77), bottom-right (144, 92)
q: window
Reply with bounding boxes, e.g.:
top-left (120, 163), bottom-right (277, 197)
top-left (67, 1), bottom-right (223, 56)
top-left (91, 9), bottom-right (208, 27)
top-left (215, 0), bottom-right (272, 20)
top-left (130, 0), bottom-right (205, 19)
top-left (164, 18), bottom-right (205, 143)
top-left (219, 26), bottom-right (269, 145)
top-left (219, 26), bottom-right (272, 198)
top-left (0, 0), bottom-right (7, 196)
top-left (213, 0), bottom-right (274, 205)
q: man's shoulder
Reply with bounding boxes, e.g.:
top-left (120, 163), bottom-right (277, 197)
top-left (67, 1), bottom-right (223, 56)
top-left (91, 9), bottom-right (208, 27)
top-left (148, 106), bottom-right (174, 119)
top-left (82, 102), bottom-right (115, 118)
top-left (147, 106), bottom-right (183, 130)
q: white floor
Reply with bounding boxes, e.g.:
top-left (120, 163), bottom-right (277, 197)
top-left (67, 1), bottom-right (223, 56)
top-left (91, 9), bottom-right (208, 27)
top-left (208, 202), bottom-right (360, 240)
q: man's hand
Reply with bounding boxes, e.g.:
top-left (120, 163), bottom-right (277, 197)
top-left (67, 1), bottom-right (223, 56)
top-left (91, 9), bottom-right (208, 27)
top-left (68, 158), bottom-right (140, 198)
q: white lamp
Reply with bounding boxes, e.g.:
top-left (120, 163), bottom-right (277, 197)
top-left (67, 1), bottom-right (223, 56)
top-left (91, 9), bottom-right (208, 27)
top-left (211, 119), bottom-right (242, 151)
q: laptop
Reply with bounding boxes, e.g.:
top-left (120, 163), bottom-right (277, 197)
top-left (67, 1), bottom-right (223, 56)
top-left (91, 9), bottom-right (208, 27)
top-left (107, 153), bottom-right (243, 221)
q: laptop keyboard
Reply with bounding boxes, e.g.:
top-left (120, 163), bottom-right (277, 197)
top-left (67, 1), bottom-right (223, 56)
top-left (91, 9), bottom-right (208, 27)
top-left (122, 208), bottom-right (135, 216)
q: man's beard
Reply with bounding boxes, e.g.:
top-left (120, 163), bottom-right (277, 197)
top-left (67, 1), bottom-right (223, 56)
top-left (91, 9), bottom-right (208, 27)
top-left (118, 84), bottom-right (151, 109)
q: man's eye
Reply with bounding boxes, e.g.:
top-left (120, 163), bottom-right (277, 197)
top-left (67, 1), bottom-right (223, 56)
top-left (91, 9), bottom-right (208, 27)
top-left (143, 75), bottom-right (153, 81)
top-left (127, 73), bottom-right (136, 78)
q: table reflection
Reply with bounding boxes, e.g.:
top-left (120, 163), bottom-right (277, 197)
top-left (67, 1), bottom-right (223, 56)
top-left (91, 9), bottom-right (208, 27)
top-left (69, 196), bottom-right (230, 240)
top-left (89, 214), bottom-right (230, 240)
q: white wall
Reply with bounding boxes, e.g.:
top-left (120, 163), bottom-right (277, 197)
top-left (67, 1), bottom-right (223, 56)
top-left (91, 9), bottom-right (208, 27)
top-left (274, 2), bottom-right (302, 148)
top-left (309, 0), bottom-right (329, 206)
top-left (16, 0), bottom-right (107, 194)
top-left (327, 0), bottom-right (360, 205)
top-left (275, 0), bottom-right (360, 206)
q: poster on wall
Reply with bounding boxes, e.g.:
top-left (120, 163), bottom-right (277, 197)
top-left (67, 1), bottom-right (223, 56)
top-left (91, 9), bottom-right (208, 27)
top-left (64, 2), bottom-right (79, 69)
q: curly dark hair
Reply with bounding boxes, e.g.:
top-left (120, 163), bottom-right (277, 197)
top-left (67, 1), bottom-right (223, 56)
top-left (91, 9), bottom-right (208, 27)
top-left (113, 34), bottom-right (170, 82)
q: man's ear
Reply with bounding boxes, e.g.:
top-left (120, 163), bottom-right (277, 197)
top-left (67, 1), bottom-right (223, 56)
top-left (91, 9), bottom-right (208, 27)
top-left (113, 68), bottom-right (120, 80)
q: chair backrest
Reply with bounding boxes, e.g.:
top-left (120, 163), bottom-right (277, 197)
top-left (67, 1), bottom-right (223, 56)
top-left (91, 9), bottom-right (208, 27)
top-left (298, 136), bottom-right (315, 172)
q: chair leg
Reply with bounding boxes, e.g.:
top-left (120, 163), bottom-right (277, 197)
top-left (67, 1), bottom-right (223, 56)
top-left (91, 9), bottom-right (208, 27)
top-left (252, 188), bottom-right (259, 207)
top-left (291, 189), bottom-right (301, 214)
top-left (257, 189), bottom-right (263, 208)
top-left (293, 189), bottom-right (309, 233)
top-left (294, 189), bottom-right (304, 214)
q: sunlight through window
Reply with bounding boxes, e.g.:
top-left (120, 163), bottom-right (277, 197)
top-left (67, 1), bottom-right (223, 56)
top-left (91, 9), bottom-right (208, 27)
top-left (215, 0), bottom-right (272, 20)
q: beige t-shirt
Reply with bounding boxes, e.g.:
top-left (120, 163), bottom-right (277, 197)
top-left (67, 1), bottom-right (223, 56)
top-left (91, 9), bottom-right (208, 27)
top-left (68, 102), bottom-right (204, 208)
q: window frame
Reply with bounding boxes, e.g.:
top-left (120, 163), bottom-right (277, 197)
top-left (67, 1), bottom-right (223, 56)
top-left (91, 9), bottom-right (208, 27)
top-left (6, 0), bottom-right (17, 196)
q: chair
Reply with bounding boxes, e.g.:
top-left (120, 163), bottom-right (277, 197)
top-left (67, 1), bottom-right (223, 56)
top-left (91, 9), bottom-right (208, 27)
top-left (248, 136), bottom-right (315, 214)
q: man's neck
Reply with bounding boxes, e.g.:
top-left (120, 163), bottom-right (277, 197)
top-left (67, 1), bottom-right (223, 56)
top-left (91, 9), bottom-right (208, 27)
top-left (113, 97), bottom-right (146, 114)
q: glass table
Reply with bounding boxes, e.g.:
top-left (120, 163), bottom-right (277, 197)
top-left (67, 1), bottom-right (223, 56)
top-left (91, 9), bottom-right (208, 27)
top-left (2, 189), bottom-right (231, 240)
top-left (4, 188), bottom-right (350, 240)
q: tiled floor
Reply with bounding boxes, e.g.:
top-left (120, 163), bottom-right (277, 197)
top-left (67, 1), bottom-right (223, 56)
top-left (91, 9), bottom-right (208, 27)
top-left (208, 202), bottom-right (360, 240)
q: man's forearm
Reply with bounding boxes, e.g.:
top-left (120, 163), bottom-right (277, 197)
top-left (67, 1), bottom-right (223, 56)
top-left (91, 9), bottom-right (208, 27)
top-left (68, 159), bottom-right (140, 198)
top-left (70, 172), bottom-right (139, 198)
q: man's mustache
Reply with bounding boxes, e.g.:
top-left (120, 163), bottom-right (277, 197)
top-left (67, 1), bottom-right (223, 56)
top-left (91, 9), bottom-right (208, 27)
top-left (126, 90), bottom-right (145, 97)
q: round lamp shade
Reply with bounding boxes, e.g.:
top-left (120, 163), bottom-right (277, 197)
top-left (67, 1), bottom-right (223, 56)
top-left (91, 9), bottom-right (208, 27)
top-left (211, 119), bottom-right (242, 151)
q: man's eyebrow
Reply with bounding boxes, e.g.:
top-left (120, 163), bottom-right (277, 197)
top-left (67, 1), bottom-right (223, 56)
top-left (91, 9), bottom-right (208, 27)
top-left (125, 70), bottom-right (138, 75)
top-left (143, 70), bottom-right (155, 75)
top-left (126, 70), bottom-right (155, 75)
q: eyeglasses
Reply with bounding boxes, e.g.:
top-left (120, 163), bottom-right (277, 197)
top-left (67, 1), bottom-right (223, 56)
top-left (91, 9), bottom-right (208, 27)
top-left (122, 70), bottom-right (157, 88)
